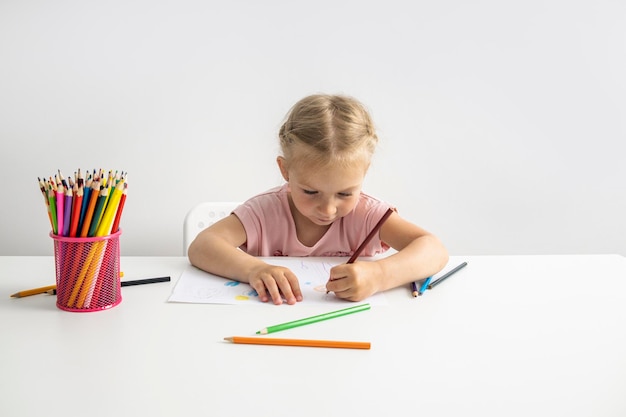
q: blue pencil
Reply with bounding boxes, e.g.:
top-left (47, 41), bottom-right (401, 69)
top-left (417, 276), bottom-right (432, 296)
top-left (79, 182), bottom-right (92, 232)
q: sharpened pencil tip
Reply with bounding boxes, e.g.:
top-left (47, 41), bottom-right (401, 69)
top-left (224, 337), bottom-right (234, 342)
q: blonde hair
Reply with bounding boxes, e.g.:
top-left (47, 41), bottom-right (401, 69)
top-left (278, 94), bottom-right (378, 169)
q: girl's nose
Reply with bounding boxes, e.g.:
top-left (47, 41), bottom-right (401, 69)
top-left (318, 199), bottom-right (337, 216)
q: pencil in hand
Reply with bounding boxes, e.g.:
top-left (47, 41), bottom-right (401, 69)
top-left (327, 208), bottom-right (394, 294)
top-left (346, 208), bottom-right (394, 264)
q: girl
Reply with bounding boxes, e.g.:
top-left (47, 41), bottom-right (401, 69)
top-left (188, 94), bottom-right (448, 305)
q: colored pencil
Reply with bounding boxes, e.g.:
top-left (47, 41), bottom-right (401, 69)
top-left (428, 262), bottom-right (468, 289)
top-left (119, 276), bottom-right (170, 286)
top-left (87, 185), bottom-right (108, 237)
top-left (46, 276), bottom-right (169, 295)
top-left (77, 240), bottom-right (106, 308)
top-left (411, 281), bottom-right (419, 297)
top-left (224, 336), bottom-right (371, 350)
top-left (327, 208), bottom-right (394, 293)
top-left (66, 240), bottom-right (100, 307)
top-left (110, 183), bottom-right (127, 233)
top-left (38, 177), bottom-right (54, 231)
top-left (256, 303), bottom-right (370, 335)
top-left (78, 174), bottom-right (92, 232)
top-left (347, 208), bottom-right (394, 264)
top-left (62, 185), bottom-right (73, 236)
top-left (80, 182), bottom-right (101, 237)
top-left (417, 276), bottom-right (432, 296)
top-left (11, 274), bottom-right (159, 298)
top-left (10, 284), bottom-right (57, 298)
top-left (55, 181), bottom-right (65, 236)
top-left (69, 183), bottom-right (83, 237)
top-left (95, 178), bottom-right (124, 236)
top-left (47, 183), bottom-right (58, 234)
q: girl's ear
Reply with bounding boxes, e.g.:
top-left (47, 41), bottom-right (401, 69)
top-left (276, 156), bottom-right (289, 181)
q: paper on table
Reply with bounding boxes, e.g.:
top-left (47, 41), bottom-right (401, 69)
top-left (168, 257), bottom-right (387, 306)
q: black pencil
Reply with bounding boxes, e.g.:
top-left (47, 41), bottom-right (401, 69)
top-left (427, 262), bottom-right (467, 289)
top-left (46, 276), bottom-right (171, 295)
top-left (120, 276), bottom-right (171, 287)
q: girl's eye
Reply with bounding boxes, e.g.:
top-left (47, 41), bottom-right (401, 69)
top-left (303, 189), bottom-right (317, 195)
top-left (338, 193), bottom-right (352, 198)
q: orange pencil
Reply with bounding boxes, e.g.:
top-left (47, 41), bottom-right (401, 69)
top-left (223, 336), bottom-right (371, 350)
top-left (80, 181), bottom-right (101, 237)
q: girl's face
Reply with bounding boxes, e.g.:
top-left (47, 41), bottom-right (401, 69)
top-left (278, 155), bottom-right (369, 227)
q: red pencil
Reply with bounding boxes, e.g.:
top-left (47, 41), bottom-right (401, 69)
top-left (69, 182), bottom-right (83, 237)
top-left (347, 208), bottom-right (394, 264)
top-left (110, 183), bottom-right (127, 233)
top-left (326, 208), bottom-right (394, 294)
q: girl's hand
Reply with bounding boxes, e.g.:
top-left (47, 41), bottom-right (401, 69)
top-left (248, 263), bottom-right (303, 305)
top-left (326, 262), bottom-right (384, 302)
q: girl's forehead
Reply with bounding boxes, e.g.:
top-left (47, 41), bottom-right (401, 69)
top-left (289, 160), bottom-right (368, 188)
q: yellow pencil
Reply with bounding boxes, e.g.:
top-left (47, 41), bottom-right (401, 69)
top-left (75, 240), bottom-right (106, 308)
top-left (10, 271), bottom-right (125, 299)
top-left (10, 285), bottom-right (57, 298)
top-left (66, 241), bottom-right (101, 307)
top-left (95, 179), bottom-right (124, 237)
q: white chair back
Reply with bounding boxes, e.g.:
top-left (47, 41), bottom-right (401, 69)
top-left (183, 202), bottom-right (240, 255)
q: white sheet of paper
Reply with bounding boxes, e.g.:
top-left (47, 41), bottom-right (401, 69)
top-left (168, 257), bottom-right (387, 306)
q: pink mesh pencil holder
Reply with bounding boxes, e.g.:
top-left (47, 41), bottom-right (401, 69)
top-left (51, 230), bottom-right (122, 312)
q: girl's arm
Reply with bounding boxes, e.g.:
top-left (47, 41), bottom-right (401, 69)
top-left (376, 211), bottom-right (449, 290)
top-left (187, 215), bottom-right (302, 305)
top-left (327, 211), bottom-right (448, 301)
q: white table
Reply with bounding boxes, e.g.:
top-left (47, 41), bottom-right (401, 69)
top-left (1, 255), bottom-right (626, 417)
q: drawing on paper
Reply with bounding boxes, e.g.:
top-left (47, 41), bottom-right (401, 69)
top-left (168, 257), bottom-right (387, 306)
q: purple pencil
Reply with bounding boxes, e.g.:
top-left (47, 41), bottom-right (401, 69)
top-left (62, 186), bottom-right (73, 236)
top-left (55, 182), bottom-right (65, 236)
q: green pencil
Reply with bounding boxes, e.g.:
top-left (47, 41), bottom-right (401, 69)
top-left (87, 186), bottom-right (108, 237)
top-left (256, 303), bottom-right (371, 334)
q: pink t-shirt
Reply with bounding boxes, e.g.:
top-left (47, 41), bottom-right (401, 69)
top-left (233, 184), bottom-right (393, 257)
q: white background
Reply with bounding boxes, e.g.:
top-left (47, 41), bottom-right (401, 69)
top-left (1, 0), bottom-right (624, 256)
